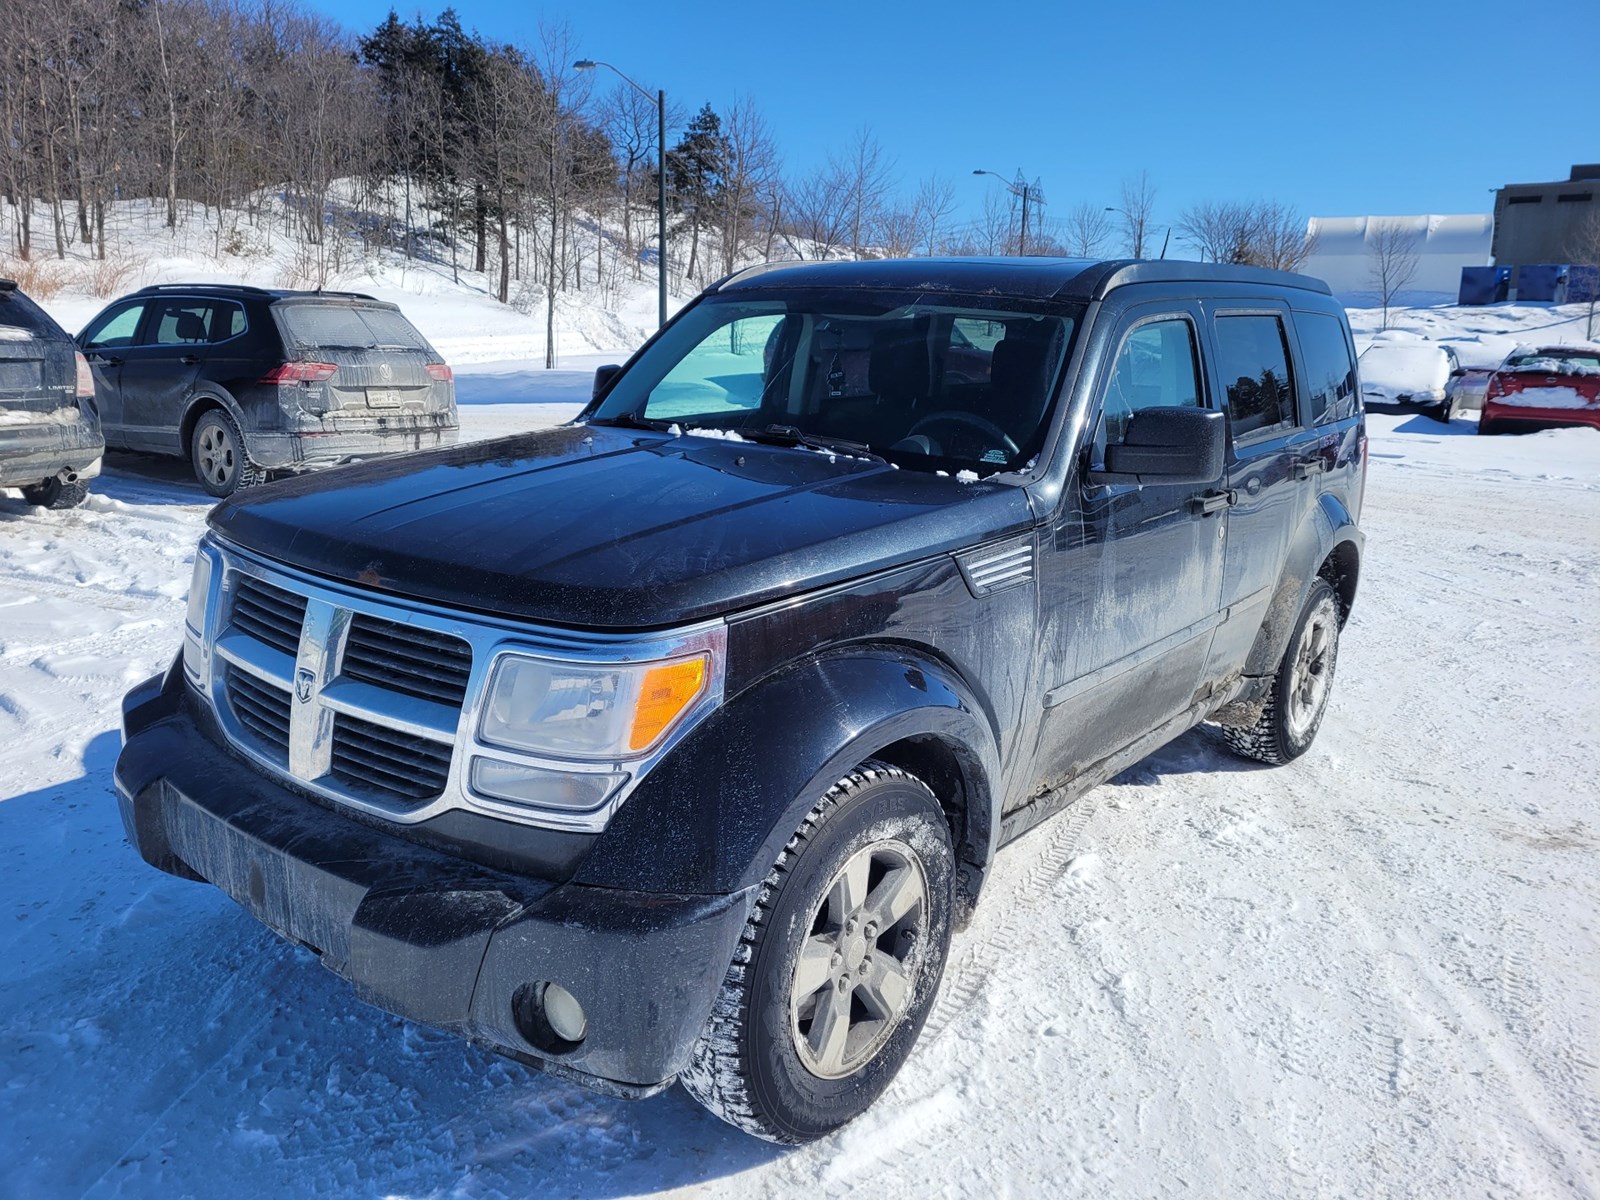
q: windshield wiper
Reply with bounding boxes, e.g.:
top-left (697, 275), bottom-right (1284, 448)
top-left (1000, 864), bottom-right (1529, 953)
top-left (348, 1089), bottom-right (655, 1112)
top-left (744, 424), bottom-right (887, 463)
top-left (588, 412), bottom-right (676, 431)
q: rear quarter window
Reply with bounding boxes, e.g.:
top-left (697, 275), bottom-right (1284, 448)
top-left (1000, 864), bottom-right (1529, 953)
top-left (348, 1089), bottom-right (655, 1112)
top-left (1294, 312), bottom-right (1358, 423)
top-left (275, 303), bottom-right (431, 353)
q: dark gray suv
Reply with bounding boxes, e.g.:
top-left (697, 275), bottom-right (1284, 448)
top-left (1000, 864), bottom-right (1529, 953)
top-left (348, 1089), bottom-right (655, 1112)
top-left (78, 285), bottom-right (458, 496)
top-left (0, 279), bottom-right (103, 509)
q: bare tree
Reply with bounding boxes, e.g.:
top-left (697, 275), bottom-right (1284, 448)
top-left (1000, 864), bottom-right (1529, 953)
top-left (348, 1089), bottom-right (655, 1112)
top-left (717, 95), bottom-right (778, 275)
top-left (1566, 209), bottom-right (1600, 340)
top-left (1118, 171), bottom-right (1157, 258)
top-left (912, 176), bottom-right (956, 256)
top-left (1178, 200), bottom-right (1318, 270)
top-left (837, 128), bottom-right (895, 258)
top-left (1063, 201), bottom-right (1113, 258)
top-left (1368, 219), bottom-right (1421, 329)
top-left (1250, 202), bottom-right (1319, 272)
top-left (782, 166), bottom-right (849, 260)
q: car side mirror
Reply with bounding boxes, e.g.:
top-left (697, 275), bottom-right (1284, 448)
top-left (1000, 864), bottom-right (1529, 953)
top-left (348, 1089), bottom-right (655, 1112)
top-left (592, 363), bottom-right (623, 401)
top-left (1094, 407), bottom-right (1226, 486)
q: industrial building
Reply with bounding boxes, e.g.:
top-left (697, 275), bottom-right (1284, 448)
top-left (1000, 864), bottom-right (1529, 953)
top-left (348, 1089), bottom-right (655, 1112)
top-left (1300, 214), bottom-right (1492, 300)
top-left (1492, 164), bottom-right (1600, 286)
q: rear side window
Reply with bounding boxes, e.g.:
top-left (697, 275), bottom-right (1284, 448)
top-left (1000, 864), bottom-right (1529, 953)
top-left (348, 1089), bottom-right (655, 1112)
top-left (149, 299), bottom-right (215, 346)
top-left (1295, 312), bottom-right (1358, 424)
top-left (276, 303), bottom-right (430, 352)
top-left (1214, 314), bottom-right (1297, 440)
top-left (212, 300), bottom-right (247, 341)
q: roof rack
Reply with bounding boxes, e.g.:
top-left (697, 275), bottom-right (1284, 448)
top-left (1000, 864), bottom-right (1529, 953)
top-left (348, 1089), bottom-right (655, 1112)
top-left (134, 282), bottom-right (275, 296)
top-left (0, 279), bottom-right (18, 293)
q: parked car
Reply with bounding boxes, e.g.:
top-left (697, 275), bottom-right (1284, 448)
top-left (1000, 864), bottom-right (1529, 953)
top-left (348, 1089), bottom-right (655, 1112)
top-left (77, 284), bottom-right (458, 497)
top-left (0, 278), bottom-right (102, 508)
top-left (1478, 343), bottom-right (1600, 435)
top-left (1445, 364), bottom-right (1494, 414)
top-left (115, 258), bottom-right (1365, 1143)
top-left (1358, 339), bottom-right (1457, 421)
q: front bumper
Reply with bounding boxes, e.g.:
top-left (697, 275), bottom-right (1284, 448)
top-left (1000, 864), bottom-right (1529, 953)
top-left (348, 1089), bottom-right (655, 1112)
top-left (250, 416), bottom-right (460, 471)
top-left (0, 420), bottom-right (104, 488)
top-left (114, 666), bottom-right (753, 1097)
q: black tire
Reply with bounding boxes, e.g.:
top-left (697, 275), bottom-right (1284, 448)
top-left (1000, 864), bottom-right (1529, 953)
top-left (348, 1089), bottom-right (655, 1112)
top-left (191, 408), bottom-right (265, 498)
top-left (1220, 577), bottom-right (1341, 766)
top-left (20, 477), bottom-right (89, 509)
top-left (680, 761), bottom-right (955, 1143)
top-left (1429, 400), bottom-right (1452, 423)
top-left (1477, 418), bottom-right (1497, 436)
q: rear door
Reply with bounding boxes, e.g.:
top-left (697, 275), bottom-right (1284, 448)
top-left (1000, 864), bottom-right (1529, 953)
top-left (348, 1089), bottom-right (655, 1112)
top-left (117, 296), bottom-right (213, 452)
top-left (1033, 303), bottom-right (1227, 793)
top-left (78, 299), bottom-right (149, 444)
top-left (273, 301), bottom-right (441, 419)
top-left (1203, 304), bottom-right (1324, 677)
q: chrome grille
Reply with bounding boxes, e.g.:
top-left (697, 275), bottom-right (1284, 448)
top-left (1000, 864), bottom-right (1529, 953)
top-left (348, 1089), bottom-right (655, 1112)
top-left (211, 558), bottom-right (469, 810)
top-left (224, 667), bottom-right (292, 763)
top-left (342, 614), bottom-right (472, 706)
top-left (231, 575), bottom-right (307, 656)
top-left (330, 713), bottom-right (452, 802)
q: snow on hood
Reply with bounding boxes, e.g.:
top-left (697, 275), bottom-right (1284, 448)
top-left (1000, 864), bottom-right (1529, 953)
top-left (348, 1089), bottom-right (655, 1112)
top-left (1359, 343), bottom-right (1451, 398)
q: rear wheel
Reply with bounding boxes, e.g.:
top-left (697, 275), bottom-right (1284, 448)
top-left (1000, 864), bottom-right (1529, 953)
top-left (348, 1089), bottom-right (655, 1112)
top-left (191, 409), bottom-right (264, 497)
top-left (20, 477), bottom-right (89, 509)
top-left (680, 761), bottom-right (954, 1143)
top-left (1221, 578), bottom-right (1341, 765)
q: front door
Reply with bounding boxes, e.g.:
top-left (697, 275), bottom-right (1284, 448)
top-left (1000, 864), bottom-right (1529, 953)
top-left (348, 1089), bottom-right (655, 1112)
top-left (117, 296), bottom-right (213, 453)
top-left (1031, 305), bottom-right (1228, 797)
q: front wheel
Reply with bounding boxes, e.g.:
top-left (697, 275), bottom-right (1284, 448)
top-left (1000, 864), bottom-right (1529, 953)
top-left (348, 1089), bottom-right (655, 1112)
top-left (680, 761), bottom-right (954, 1143)
top-left (1220, 578), bottom-right (1341, 765)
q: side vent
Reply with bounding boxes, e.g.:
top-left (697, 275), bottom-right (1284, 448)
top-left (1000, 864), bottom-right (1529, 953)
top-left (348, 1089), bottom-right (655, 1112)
top-left (955, 537), bottom-right (1036, 597)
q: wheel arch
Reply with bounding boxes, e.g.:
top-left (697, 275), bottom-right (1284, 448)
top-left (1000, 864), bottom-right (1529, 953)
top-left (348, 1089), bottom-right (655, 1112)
top-left (180, 389), bottom-right (248, 460)
top-left (574, 647), bottom-right (1002, 903)
top-left (1243, 498), bottom-right (1364, 677)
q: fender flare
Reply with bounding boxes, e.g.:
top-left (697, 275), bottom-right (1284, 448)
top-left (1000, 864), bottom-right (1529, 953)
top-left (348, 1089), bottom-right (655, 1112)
top-left (573, 647), bottom-right (1002, 898)
top-left (180, 387), bottom-right (250, 460)
top-left (1243, 492), bottom-right (1364, 677)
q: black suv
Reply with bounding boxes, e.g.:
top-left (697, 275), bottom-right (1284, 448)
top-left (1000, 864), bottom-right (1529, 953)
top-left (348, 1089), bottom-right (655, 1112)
top-left (115, 259), bottom-right (1365, 1142)
top-left (0, 279), bottom-right (103, 508)
top-left (77, 285), bottom-right (458, 497)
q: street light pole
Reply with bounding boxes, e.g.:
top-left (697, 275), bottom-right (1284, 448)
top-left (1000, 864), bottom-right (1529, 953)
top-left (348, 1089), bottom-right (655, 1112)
top-left (575, 59), bottom-right (668, 328)
top-left (974, 168), bottom-right (1044, 256)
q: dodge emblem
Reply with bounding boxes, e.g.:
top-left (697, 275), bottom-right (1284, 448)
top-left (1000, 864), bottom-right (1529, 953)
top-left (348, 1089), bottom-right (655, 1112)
top-left (295, 667), bottom-right (315, 704)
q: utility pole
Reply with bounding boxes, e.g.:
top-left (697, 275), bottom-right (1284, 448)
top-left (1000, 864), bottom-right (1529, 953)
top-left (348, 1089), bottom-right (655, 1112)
top-left (974, 168), bottom-right (1046, 256)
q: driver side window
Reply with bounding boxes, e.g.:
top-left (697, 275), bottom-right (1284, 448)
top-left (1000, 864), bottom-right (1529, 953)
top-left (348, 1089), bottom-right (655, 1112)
top-left (1094, 317), bottom-right (1203, 462)
top-left (644, 312), bottom-right (786, 420)
top-left (82, 302), bottom-right (146, 349)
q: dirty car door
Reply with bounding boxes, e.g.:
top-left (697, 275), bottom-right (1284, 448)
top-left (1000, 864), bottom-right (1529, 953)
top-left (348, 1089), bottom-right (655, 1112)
top-left (117, 297), bottom-right (212, 454)
top-left (77, 299), bottom-right (148, 446)
top-left (1031, 305), bottom-right (1227, 796)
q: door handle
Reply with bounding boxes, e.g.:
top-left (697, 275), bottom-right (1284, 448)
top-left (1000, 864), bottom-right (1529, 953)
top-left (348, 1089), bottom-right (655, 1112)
top-left (1192, 489), bottom-right (1236, 515)
top-left (178, 354), bottom-right (201, 365)
top-left (1293, 455), bottom-right (1325, 479)
top-left (94, 354), bottom-right (123, 366)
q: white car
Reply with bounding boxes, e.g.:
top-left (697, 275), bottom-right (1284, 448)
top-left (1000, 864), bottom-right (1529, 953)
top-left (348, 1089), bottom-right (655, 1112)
top-left (1358, 341), bottom-right (1459, 422)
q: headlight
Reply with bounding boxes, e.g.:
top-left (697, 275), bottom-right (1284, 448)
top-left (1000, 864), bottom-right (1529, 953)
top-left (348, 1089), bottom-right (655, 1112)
top-left (479, 652), bottom-right (710, 760)
top-left (182, 543), bottom-right (217, 684)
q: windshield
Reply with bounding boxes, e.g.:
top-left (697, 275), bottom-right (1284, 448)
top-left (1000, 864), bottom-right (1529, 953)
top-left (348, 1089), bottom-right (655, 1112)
top-left (275, 303), bottom-right (431, 354)
top-left (589, 289), bottom-right (1079, 474)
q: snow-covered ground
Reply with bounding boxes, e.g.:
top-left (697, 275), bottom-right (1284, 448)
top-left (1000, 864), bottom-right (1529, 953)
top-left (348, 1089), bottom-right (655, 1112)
top-left (3, 292), bottom-right (1599, 1196)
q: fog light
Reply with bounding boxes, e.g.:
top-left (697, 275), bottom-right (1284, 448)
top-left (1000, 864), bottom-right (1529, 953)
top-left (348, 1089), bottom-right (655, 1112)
top-left (470, 758), bottom-right (622, 812)
top-left (542, 983), bottom-right (588, 1044)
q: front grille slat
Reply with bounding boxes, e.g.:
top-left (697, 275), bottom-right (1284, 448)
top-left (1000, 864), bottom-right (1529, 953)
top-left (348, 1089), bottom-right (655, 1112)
top-left (216, 567), bottom-right (471, 810)
top-left (342, 614), bottom-right (472, 708)
top-left (330, 713), bottom-right (451, 801)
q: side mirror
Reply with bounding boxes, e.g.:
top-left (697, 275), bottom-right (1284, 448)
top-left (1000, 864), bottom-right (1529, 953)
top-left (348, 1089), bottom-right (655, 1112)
top-left (1095, 407), bottom-right (1226, 486)
top-left (591, 363), bottom-right (623, 401)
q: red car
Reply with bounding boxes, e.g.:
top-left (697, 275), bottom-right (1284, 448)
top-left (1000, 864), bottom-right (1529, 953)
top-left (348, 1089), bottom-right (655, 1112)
top-left (1479, 343), bottom-right (1600, 435)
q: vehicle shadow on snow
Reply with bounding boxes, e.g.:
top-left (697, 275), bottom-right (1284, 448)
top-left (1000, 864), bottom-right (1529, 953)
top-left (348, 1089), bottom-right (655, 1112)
top-left (1107, 723), bottom-right (1271, 786)
top-left (0, 731), bottom-right (783, 1199)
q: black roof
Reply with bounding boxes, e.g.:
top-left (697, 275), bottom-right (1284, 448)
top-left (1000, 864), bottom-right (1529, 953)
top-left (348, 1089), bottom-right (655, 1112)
top-left (715, 256), bottom-right (1331, 301)
top-left (130, 283), bottom-right (382, 303)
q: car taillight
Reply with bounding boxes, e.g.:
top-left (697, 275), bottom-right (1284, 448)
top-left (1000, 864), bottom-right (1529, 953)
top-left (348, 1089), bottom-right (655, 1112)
top-left (260, 362), bottom-right (337, 384)
top-left (426, 362), bottom-right (453, 383)
top-left (74, 351), bottom-right (94, 398)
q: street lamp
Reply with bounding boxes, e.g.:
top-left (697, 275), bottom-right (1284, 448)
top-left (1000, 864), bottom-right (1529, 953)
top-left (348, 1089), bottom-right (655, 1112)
top-left (1104, 206), bottom-right (1170, 260)
top-left (974, 168), bottom-right (1043, 256)
top-left (574, 59), bottom-right (667, 328)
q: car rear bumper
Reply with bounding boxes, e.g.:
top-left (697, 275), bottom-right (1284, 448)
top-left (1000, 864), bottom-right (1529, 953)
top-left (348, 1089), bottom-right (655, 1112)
top-left (251, 416), bottom-right (460, 470)
top-left (113, 663), bottom-right (753, 1097)
top-left (0, 420), bottom-right (105, 488)
top-left (1480, 401), bottom-right (1600, 432)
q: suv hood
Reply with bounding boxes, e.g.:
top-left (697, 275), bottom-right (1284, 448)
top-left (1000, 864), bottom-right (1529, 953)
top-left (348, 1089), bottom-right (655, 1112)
top-left (209, 424), bottom-right (1035, 628)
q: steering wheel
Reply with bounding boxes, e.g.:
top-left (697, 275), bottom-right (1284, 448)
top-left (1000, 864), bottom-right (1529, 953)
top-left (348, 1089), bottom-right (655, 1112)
top-left (905, 410), bottom-right (1020, 457)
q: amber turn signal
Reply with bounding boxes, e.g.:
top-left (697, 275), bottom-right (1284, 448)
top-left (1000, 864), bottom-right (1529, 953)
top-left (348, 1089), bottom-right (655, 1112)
top-left (628, 656), bottom-right (708, 751)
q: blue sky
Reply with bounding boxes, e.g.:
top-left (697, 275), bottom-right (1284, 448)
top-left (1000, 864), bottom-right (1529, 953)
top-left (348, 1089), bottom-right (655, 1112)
top-left (306, 0), bottom-right (1596, 241)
